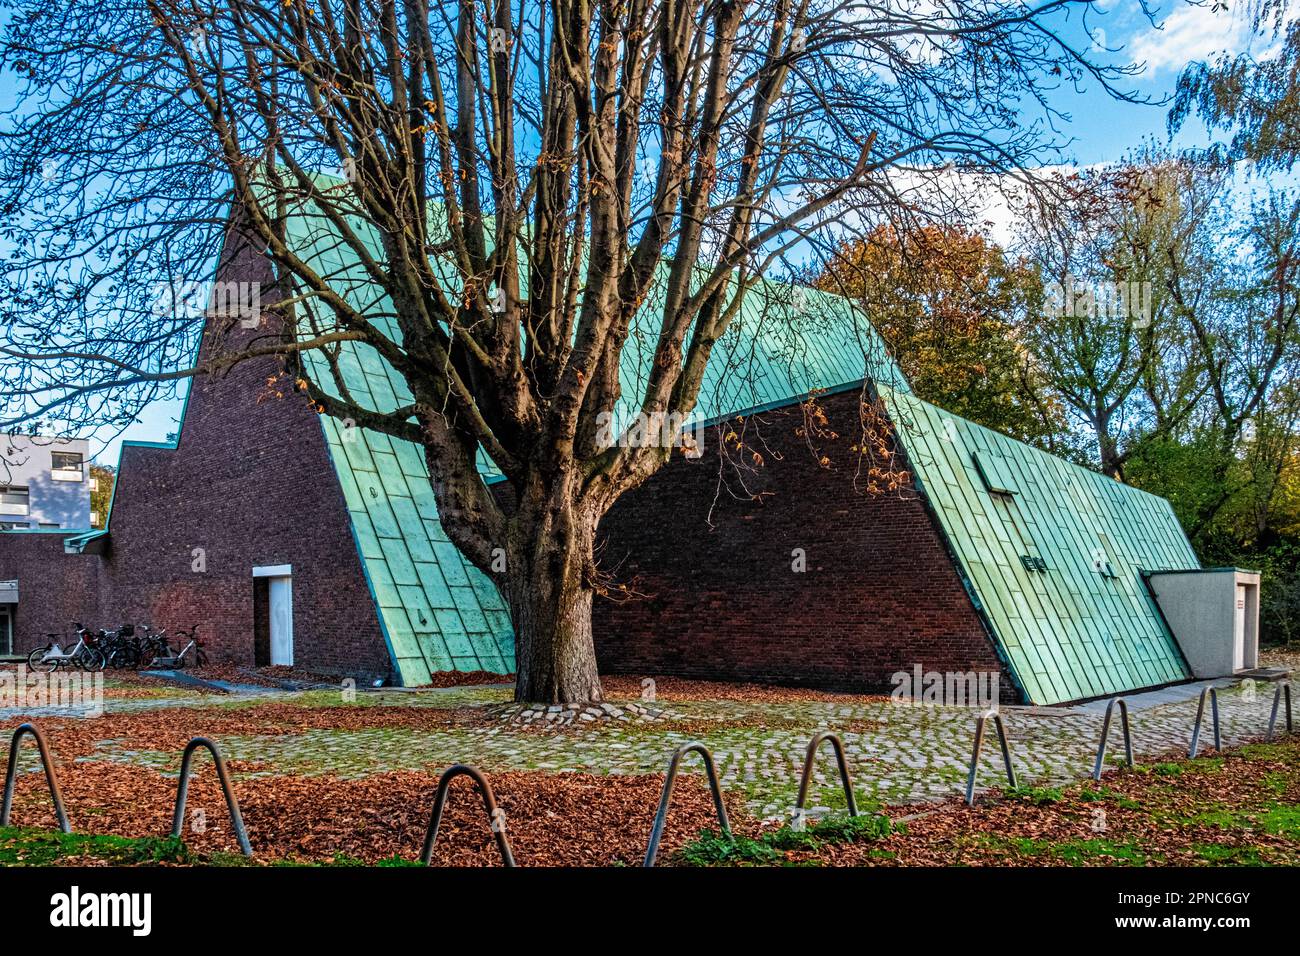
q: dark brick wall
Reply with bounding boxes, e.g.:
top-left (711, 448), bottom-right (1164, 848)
top-left (0, 533), bottom-right (101, 648)
top-left (593, 388), bottom-right (1019, 701)
top-left (1, 228), bottom-right (392, 681)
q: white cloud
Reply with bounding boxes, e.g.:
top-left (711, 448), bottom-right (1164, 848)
top-left (1128, 2), bottom-right (1257, 74)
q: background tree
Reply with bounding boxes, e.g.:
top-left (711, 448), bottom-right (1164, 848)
top-left (1165, 192), bottom-right (1300, 535)
top-left (1014, 149), bottom-right (1300, 643)
top-left (1164, 0), bottom-right (1300, 646)
top-left (1013, 154), bottom-right (1215, 479)
top-left (89, 464), bottom-right (115, 529)
top-left (1170, 0), bottom-right (1300, 173)
top-left (813, 224), bottom-right (1070, 450)
top-left (0, 0), bottom-right (1152, 702)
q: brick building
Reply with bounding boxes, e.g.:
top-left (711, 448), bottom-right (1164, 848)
top-left (0, 211), bottom-right (1251, 703)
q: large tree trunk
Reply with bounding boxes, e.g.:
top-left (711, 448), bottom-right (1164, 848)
top-left (505, 476), bottom-right (604, 704)
top-left (1094, 410), bottom-right (1123, 479)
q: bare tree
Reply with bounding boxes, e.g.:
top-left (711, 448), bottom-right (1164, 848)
top-left (0, 0), bottom-right (1145, 702)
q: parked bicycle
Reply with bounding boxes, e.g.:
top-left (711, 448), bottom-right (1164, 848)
top-left (100, 624), bottom-right (143, 670)
top-left (26, 623), bottom-right (106, 672)
top-left (146, 626), bottom-right (208, 669)
top-left (136, 624), bottom-right (171, 668)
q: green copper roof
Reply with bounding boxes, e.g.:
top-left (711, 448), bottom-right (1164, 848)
top-left (288, 216), bottom-right (510, 682)
top-left (284, 203), bottom-right (903, 684)
top-left (317, 416), bottom-right (516, 683)
top-left (880, 384), bottom-right (1196, 704)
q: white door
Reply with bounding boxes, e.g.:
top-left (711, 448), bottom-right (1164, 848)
top-left (1233, 585), bottom-right (1247, 671)
top-left (269, 576), bottom-right (294, 666)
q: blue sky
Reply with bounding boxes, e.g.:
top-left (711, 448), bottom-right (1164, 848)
top-left (1059, 0), bottom-right (1276, 160)
top-left (0, 0), bottom-right (1279, 464)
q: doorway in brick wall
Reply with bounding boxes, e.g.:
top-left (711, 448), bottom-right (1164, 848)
top-left (252, 565), bottom-right (294, 667)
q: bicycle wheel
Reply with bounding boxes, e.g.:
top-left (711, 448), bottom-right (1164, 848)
top-left (108, 647), bottom-right (134, 670)
top-left (195, 647), bottom-right (208, 667)
top-left (27, 644), bottom-right (55, 672)
top-left (77, 648), bottom-right (106, 672)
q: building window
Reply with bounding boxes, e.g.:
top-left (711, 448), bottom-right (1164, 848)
top-left (0, 486), bottom-right (29, 516)
top-left (0, 521), bottom-right (28, 530)
top-left (50, 451), bottom-right (84, 480)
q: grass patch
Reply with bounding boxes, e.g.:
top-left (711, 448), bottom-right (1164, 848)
top-left (1004, 785), bottom-right (1064, 805)
top-left (1261, 772), bottom-right (1290, 796)
top-left (1183, 802), bottom-right (1300, 838)
top-left (0, 828), bottom-right (445, 868)
top-left (991, 835), bottom-right (1154, 866)
top-left (677, 831), bottom-right (784, 866)
top-left (1047, 838), bottom-right (1151, 865)
top-left (1239, 742), bottom-right (1288, 760)
top-left (1193, 843), bottom-right (1266, 865)
top-left (1255, 804), bottom-right (1300, 836)
top-left (325, 852), bottom-right (424, 867)
top-left (1076, 785), bottom-right (1141, 809)
top-left (0, 827), bottom-right (200, 866)
top-left (677, 811), bottom-right (896, 866)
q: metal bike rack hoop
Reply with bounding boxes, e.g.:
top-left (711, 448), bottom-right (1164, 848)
top-left (643, 742), bottom-right (731, 867)
top-left (793, 731), bottom-right (858, 821)
top-left (1092, 697), bottom-right (1134, 780)
top-left (1267, 682), bottom-right (1293, 742)
top-left (1188, 686), bottom-right (1222, 759)
top-left (1, 723), bottom-right (70, 833)
top-left (420, 764), bottom-right (515, 866)
top-left (170, 737), bottom-right (253, 857)
top-left (965, 710), bottom-right (1017, 806)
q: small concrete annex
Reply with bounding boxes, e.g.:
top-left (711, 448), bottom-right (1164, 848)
top-left (0, 204), bottom-right (1258, 704)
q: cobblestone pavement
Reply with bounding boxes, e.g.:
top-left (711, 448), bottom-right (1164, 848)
top-left (68, 677), bottom-right (1294, 821)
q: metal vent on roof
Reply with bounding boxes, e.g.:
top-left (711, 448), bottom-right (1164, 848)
top-left (1092, 533), bottom-right (1118, 577)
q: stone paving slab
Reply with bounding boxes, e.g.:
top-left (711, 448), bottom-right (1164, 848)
top-left (69, 677), bottom-right (1293, 821)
